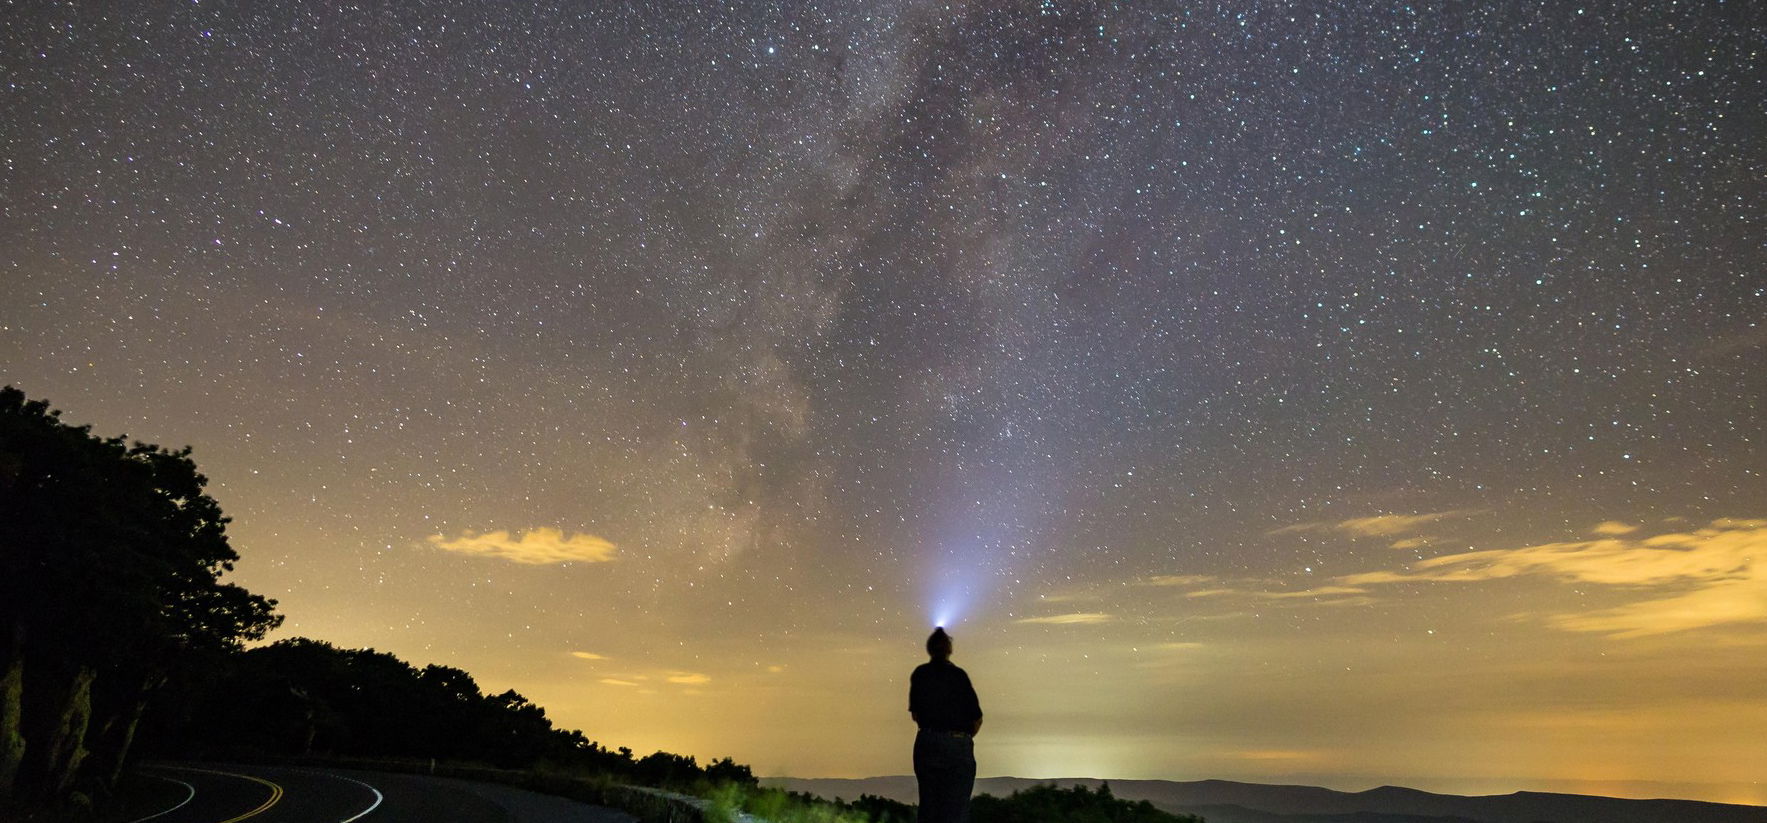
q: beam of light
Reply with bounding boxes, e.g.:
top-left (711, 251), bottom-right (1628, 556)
top-left (928, 578), bottom-right (972, 628)
top-left (925, 530), bottom-right (1002, 629)
top-left (923, 493), bottom-right (1043, 629)
top-left (916, 404), bottom-right (1073, 626)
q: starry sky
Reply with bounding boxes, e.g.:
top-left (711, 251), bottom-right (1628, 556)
top-left (3, 0), bottom-right (1765, 805)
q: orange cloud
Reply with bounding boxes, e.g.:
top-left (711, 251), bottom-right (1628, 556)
top-left (1177, 584), bottom-right (1373, 607)
top-left (1017, 612), bottom-right (1114, 625)
top-left (1153, 642), bottom-right (1204, 651)
top-left (1553, 577), bottom-right (1767, 638)
top-left (1592, 521), bottom-right (1639, 536)
top-left (1258, 585), bottom-right (1370, 600)
top-left (570, 651), bottom-right (607, 660)
top-left (1229, 749), bottom-right (1324, 762)
top-left (1338, 519), bottom-right (1767, 637)
top-left (1140, 574), bottom-right (1217, 587)
top-left (666, 672), bottom-right (711, 685)
top-left (1270, 509), bottom-right (1480, 538)
top-left (1336, 510), bottom-right (1481, 537)
top-left (426, 527), bottom-right (616, 565)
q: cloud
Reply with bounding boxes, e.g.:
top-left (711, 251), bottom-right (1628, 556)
top-left (1390, 537), bottom-right (1429, 550)
top-left (1257, 585), bottom-right (1370, 600)
top-left (599, 678), bottom-right (639, 687)
top-left (426, 527), bottom-right (616, 565)
top-left (1153, 642), bottom-right (1204, 651)
top-left (666, 672), bottom-right (711, 685)
top-left (1341, 534), bottom-right (1749, 587)
top-left (1338, 519), bottom-right (1767, 637)
top-left (1038, 591), bottom-right (1097, 604)
top-left (1229, 749), bottom-right (1324, 762)
top-left (570, 651), bottom-right (607, 660)
top-left (1592, 521), bottom-right (1639, 536)
top-left (1180, 584), bottom-right (1374, 607)
top-left (1139, 574), bottom-right (1217, 587)
top-left (1552, 578), bottom-right (1767, 638)
top-left (1017, 612), bottom-right (1114, 625)
top-left (1337, 510), bottom-right (1481, 537)
top-left (1270, 509), bottom-right (1480, 538)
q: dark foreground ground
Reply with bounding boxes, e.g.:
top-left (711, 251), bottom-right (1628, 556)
top-left (119, 762), bottom-right (637, 823)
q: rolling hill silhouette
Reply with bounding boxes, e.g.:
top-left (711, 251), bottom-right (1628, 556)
top-left (762, 776), bottom-right (1767, 823)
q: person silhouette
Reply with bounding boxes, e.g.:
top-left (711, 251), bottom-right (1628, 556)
top-left (909, 627), bottom-right (982, 823)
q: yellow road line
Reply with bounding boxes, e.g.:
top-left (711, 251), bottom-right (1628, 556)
top-left (163, 766), bottom-right (284, 823)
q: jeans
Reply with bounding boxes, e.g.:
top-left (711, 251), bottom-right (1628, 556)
top-left (914, 729), bottom-right (976, 823)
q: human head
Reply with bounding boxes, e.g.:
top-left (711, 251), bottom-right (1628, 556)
top-left (927, 627), bottom-right (953, 660)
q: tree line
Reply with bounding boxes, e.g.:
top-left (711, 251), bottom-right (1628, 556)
top-left (143, 636), bottom-right (756, 789)
top-left (718, 783), bottom-right (1203, 823)
top-left (972, 783), bottom-right (1203, 823)
top-left (0, 387), bottom-right (750, 815)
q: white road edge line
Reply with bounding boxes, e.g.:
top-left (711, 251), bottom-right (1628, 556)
top-left (127, 774), bottom-right (197, 823)
top-left (324, 772), bottom-right (385, 823)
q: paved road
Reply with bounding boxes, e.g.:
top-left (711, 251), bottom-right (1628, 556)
top-left (131, 763), bottom-right (637, 823)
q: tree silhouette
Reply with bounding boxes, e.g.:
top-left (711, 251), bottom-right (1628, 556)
top-left (970, 783), bottom-right (1204, 823)
top-left (0, 386), bottom-right (280, 803)
top-left (152, 636), bottom-right (757, 790)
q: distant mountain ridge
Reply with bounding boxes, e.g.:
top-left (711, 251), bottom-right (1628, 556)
top-left (760, 776), bottom-right (1767, 823)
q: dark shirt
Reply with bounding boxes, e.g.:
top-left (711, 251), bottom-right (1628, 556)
top-left (909, 659), bottom-right (982, 733)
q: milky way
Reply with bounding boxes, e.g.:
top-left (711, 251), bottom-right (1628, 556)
top-left (3, 1), bottom-right (1763, 801)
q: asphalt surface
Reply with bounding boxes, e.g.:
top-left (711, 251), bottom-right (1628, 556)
top-left (131, 763), bottom-right (638, 823)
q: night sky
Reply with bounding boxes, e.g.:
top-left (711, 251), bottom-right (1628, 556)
top-left (4, 0), bottom-right (1764, 804)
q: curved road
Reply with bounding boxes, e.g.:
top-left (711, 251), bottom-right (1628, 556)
top-left (130, 763), bottom-right (637, 823)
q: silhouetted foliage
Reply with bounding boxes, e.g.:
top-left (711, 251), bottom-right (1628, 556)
top-left (846, 792), bottom-right (917, 823)
top-left (710, 785), bottom-right (916, 823)
top-left (0, 386), bottom-right (281, 806)
top-left (971, 783), bottom-right (1204, 823)
top-left (704, 756), bottom-right (756, 785)
top-left (149, 636), bottom-right (758, 791)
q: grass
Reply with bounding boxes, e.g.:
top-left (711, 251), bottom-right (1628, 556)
top-left (704, 783), bottom-right (885, 823)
